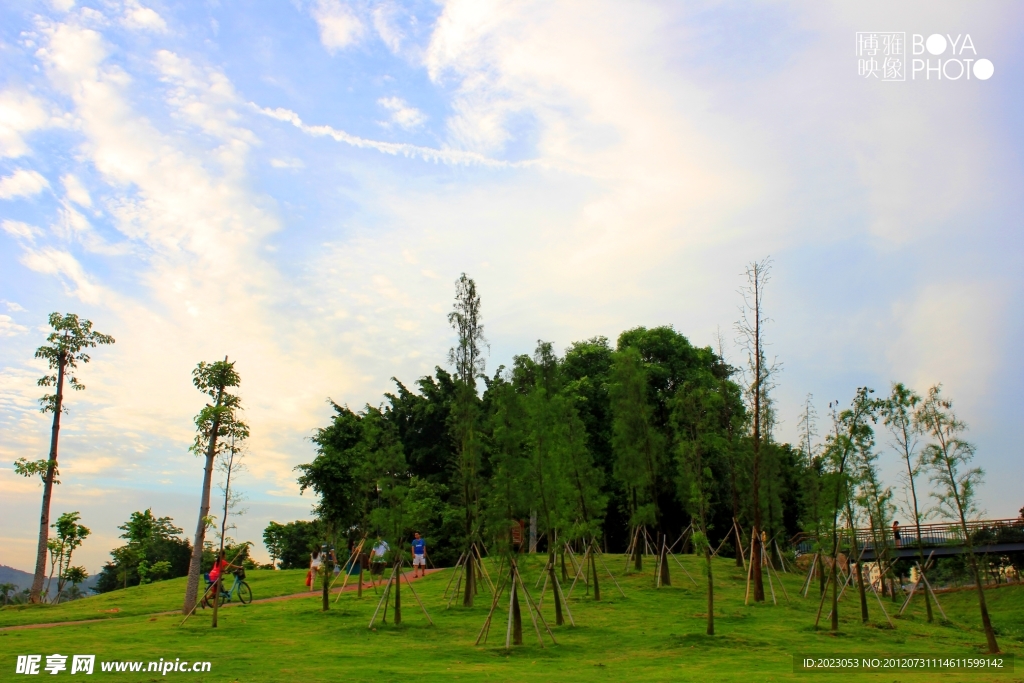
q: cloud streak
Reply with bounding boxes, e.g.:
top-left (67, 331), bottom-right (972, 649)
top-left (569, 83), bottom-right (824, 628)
top-left (252, 103), bottom-right (524, 167)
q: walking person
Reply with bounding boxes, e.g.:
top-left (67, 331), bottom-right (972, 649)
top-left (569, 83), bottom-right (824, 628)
top-left (309, 548), bottom-right (321, 591)
top-left (411, 532), bottom-right (427, 578)
top-left (892, 520), bottom-right (901, 548)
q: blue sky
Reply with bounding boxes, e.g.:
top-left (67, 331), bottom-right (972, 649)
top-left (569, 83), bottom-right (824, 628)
top-left (1, 0), bottom-right (1022, 573)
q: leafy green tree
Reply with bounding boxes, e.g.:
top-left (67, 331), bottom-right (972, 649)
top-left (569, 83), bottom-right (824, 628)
top-left (561, 338), bottom-right (620, 549)
top-left (182, 358), bottom-right (249, 615)
top-left (561, 387), bottom-right (608, 599)
top-left (46, 511), bottom-right (90, 603)
top-left (17, 312), bottom-right (113, 602)
top-left (516, 343), bottom-right (572, 620)
top-left (674, 369), bottom-right (728, 635)
top-left (481, 372), bottom-right (530, 551)
top-left (819, 388), bottom-right (876, 632)
top-left (916, 385), bottom-right (999, 653)
top-left (0, 583), bottom-right (17, 606)
top-left (299, 402), bottom-right (362, 528)
top-left (263, 520), bottom-right (322, 569)
top-left (880, 383), bottom-right (933, 620)
top-left (96, 510), bottom-right (190, 592)
top-left (448, 273), bottom-right (487, 607)
top-left (609, 346), bottom-right (663, 571)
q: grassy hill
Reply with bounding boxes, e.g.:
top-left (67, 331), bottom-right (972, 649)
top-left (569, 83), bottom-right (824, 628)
top-left (1, 555), bottom-right (1021, 682)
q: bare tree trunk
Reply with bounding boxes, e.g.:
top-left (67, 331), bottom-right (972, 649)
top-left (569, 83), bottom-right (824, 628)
top-left (705, 543), bottom-right (715, 635)
top-left (511, 576), bottom-right (522, 644)
top-left (182, 386), bottom-right (225, 615)
top-left (548, 531), bottom-right (564, 625)
top-left (30, 355), bottom-right (65, 603)
top-left (659, 534), bottom-right (671, 586)
top-left (529, 511), bottom-right (537, 553)
top-left (590, 541), bottom-right (601, 601)
top-left (846, 507), bottom-right (869, 623)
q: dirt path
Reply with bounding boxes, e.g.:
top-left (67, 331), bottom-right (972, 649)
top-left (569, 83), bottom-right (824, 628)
top-left (0, 568), bottom-right (444, 632)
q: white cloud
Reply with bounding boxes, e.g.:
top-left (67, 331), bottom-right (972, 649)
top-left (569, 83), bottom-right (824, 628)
top-left (270, 157), bottom-right (304, 169)
top-left (0, 315), bottom-right (29, 337)
top-left (886, 281), bottom-right (1003, 410)
top-left (3, 301), bottom-right (27, 312)
top-left (310, 0), bottom-right (364, 53)
top-left (49, 0), bottom-right (75, 11)
top-left (0, 169), bottom-right (50, 199)
top-left (155, 50), bottom-right (257, 170)
top-left (122, 1), bottom-right (168, 33)
top-left (372, 2), bottom-right (404, 54)
top-left (1, 219), bottom-right (42, 242)
top-left (0, 91), bottom-right (52, 158)
top-left (378, 96), bottom-right (427, 130)
top-left (21, 247), bottom-right (106, 304)
top-left (61, 173), bottom-right (92, 207)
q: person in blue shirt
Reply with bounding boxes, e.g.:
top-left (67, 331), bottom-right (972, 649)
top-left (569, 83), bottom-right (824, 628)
top-left (410, 532), bottom-right (427, 577)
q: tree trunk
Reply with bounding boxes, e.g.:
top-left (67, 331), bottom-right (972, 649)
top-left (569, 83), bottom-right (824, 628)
top-left (322, 553), bottom-right (331, 612)
top-left (751, 281), bottom-right (765, 603)
top-left (659, 535), bottom-right (671, 586)
top-left (529, 511), bottom-right (537, 553)
top-left (211, 576), bottom-right (221, 627)
top-left (511, 577), bottom-right (523, 645)
top-left (182, 387), bottom-right (225, 615)
top-left (846, 513), bottom-right (868, 623)
top-left (590, 542), bottom-right (601, 601)
top-left (829, 555), bottom-right (839, 631)
top-left (30, 354), bottom-right (65, 603)
top-left (462, 546), bottom-right (475, 607)
top-left (705, 543), bottom-right (715, 636)
top-left (731, 478), bottom-right (743, 568)
top-left (548, 534), bottom-right (564, 625)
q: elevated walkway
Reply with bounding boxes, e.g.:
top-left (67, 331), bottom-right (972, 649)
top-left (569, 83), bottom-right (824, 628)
top-left (794, 518), bottom-right (1024, 563)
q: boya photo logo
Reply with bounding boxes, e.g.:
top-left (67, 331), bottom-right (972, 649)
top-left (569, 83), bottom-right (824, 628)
top-left (856, 32), bottom-right (994, 81)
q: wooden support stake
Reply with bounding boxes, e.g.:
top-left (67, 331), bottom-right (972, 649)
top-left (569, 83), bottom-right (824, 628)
top-left (443, 552), bottom-right (467, 599)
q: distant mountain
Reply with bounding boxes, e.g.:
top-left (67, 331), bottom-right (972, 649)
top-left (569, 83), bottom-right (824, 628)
top-left (0, 565), bottom-right (34, 592)
top-left (0, 565), bottom-right (101, 594)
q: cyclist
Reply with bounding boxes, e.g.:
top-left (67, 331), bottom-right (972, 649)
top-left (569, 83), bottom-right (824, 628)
top-left (207, 550), bottom-right (239, 601)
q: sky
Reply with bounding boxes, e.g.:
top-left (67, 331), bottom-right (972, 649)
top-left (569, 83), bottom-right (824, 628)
top-left (1, 0), bottom-right (1022, 575)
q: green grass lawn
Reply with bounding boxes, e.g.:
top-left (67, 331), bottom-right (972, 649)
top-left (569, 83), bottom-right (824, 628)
top-left (1, 555), bottom-right (1021, 682)
top-left (0, 569), bottom-right (310, 628)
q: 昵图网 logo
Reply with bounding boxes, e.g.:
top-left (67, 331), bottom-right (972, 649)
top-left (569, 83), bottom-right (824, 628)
top-left (856, 33), bottom-right (994, 81)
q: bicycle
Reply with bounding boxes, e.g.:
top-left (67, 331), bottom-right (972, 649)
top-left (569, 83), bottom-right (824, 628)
top-left (201, 568), bottom-right (252, 608)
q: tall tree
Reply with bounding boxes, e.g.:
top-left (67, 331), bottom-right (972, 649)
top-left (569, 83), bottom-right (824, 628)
top-left (819, 388), bottom-right (876, 632)
top-left (448, 273), bottom-right (487, 607)
top-left (182, 358), bottom-right (248, 615)
top-left (17, 312), bottom-right (114, 603)
top-left (735, 258), bottom-right (778, 602)
top-left (916, 386), bottom-right (999, 653)
top-left (674, 369), bottom-right (727, 635)
top-left (880, 383), bottom-right (933, 620)
top-left (609, 346), bottom-right (663, 571)
top-left (714, 330), bottom-right (747, 568)
top-left (798, 395), bottom-right (828, 595)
